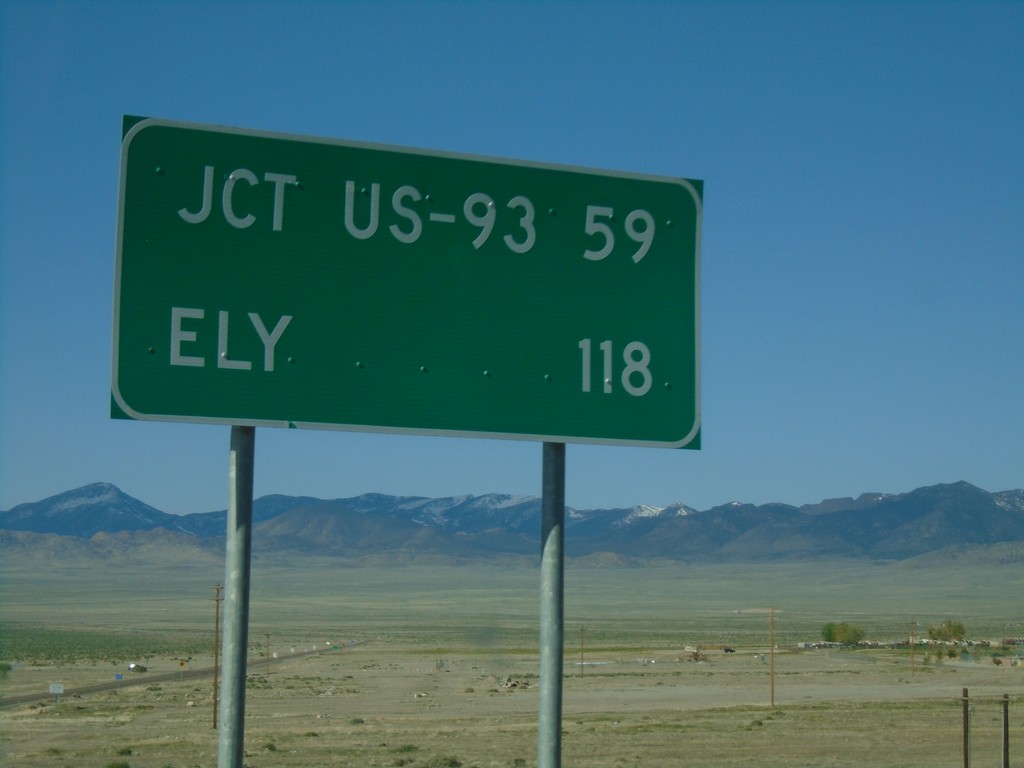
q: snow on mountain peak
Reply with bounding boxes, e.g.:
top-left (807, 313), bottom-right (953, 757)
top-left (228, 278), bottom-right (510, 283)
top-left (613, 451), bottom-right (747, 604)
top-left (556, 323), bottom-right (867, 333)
top-left (480, 494), bottom-right (536, 510)
top-left (614, 504), bottom-right (666, 527)
top-left (51, 483), bottom-right (120, 512)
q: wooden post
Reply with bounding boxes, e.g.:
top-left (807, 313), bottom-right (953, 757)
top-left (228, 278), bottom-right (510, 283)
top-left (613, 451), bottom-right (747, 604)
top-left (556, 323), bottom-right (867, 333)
top-left (1002, 693), bottom-right (1009, 768)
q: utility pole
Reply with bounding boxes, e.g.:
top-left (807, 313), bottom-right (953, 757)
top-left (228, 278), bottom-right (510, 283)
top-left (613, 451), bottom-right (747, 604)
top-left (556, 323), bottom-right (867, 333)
top-left (579, 627), bottom-right (585, 678)
top-left (910, 619), bottom-right (917, 675)
top-left (265, 633), bottom-right (272, 678)
top-left (768, 607), bottom-right (776, 707)
top-left (212, 583), bottom-right (223, 729)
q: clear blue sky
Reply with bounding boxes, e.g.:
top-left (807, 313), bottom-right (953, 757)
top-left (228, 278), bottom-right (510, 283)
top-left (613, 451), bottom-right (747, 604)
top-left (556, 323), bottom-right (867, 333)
top-left (2, 1), bottom-right (1021, 515)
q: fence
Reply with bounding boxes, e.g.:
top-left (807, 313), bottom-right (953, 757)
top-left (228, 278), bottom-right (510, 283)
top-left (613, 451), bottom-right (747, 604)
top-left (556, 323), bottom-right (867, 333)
top-left (961, 688), bottom-right (1012, 768)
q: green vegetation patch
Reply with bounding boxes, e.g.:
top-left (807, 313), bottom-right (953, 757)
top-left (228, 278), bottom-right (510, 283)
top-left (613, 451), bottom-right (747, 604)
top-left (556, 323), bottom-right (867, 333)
top-left (0, 623), bottom-right (204, 665)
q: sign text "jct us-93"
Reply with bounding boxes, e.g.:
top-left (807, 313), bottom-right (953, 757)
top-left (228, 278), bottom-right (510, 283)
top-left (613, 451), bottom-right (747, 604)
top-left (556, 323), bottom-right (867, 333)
top-left (177, 165), bottom-right (659, 263)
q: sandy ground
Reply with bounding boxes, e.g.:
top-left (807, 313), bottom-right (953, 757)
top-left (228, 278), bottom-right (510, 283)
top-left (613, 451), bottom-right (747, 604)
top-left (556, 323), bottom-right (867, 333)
top-left (3, 640), bottom-right (1022, 767)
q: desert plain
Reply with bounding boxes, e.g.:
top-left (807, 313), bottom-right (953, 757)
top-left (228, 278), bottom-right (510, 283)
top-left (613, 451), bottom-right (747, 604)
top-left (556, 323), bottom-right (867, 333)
top-left (2, 551), bottom-right (1022, 767)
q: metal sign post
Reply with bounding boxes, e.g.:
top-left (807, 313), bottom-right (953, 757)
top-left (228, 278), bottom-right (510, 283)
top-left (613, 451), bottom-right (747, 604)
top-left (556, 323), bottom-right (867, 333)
top-left (538, 442), bottom-right (566, 768)
top-left (217, 426), bottom-right (255, 768)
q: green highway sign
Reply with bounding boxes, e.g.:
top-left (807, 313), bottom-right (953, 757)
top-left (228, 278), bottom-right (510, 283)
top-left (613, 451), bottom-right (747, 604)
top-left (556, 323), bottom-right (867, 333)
top-left (113, 117), bottom-right (702, 447)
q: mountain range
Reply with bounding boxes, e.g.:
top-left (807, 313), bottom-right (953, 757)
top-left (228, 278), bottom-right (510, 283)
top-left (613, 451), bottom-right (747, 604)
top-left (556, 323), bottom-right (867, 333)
top-left (2, 481), bottom-right (1023, 563)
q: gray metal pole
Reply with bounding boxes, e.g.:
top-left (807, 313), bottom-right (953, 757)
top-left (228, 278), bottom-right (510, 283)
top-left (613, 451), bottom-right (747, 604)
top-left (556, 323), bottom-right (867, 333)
top-left (217, 426), bottom-right (255, 768)
top-left (212, 583), bottom-right (222, 729)
top-left (538, 442), bottom-right (565, 768)
top-left (962, 687), bottom-right (970, 768)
